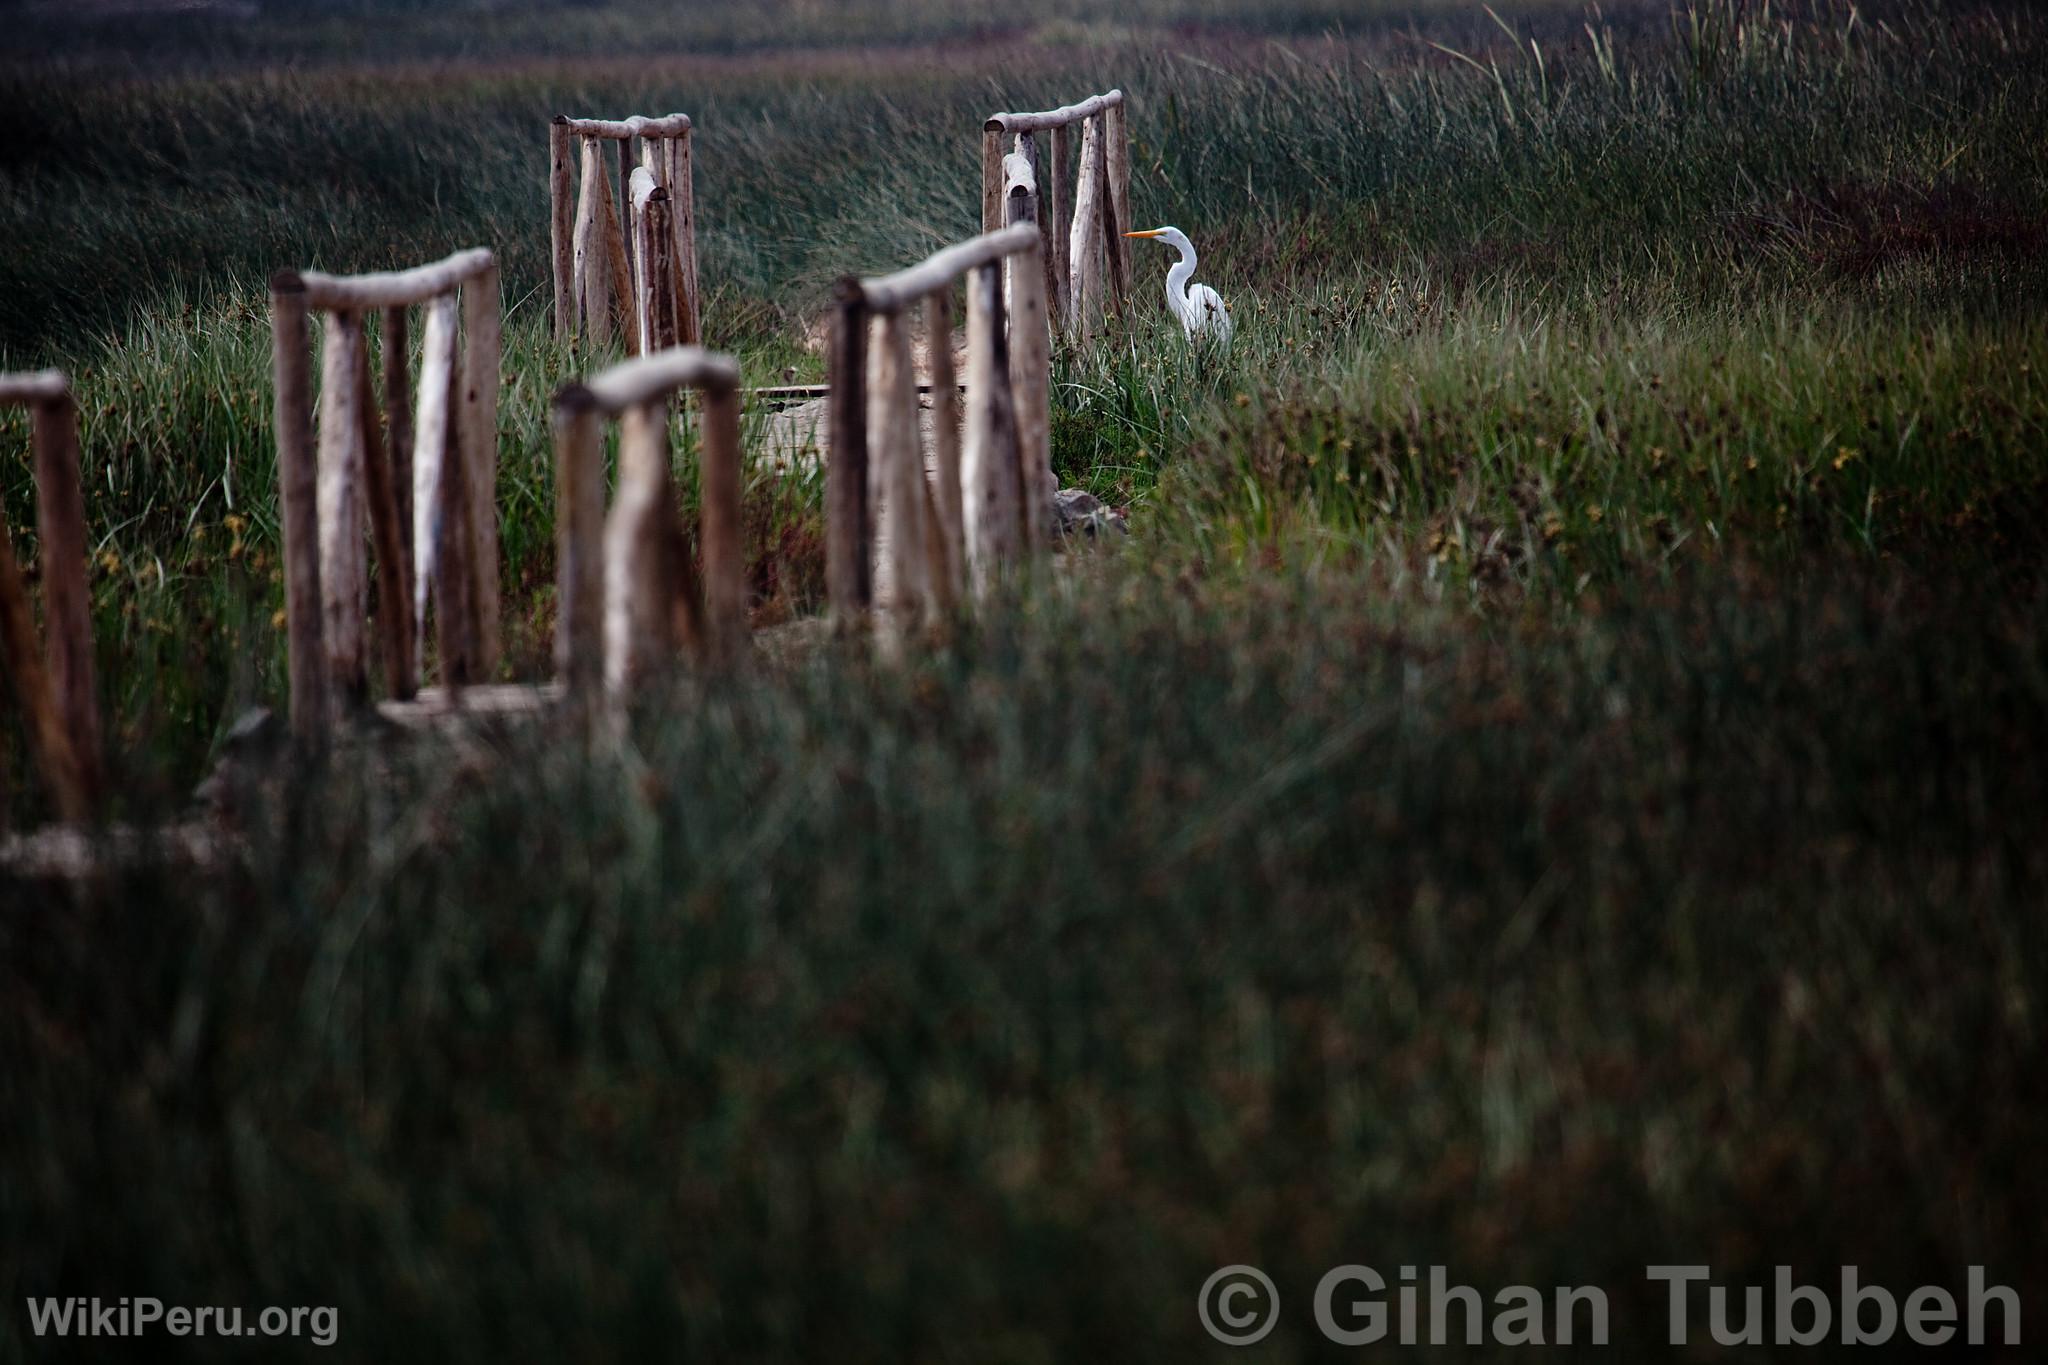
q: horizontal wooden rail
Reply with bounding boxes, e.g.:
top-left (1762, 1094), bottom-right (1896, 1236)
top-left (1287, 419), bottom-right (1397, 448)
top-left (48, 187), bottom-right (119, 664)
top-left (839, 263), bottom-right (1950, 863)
top-left (279, 248), bottom-right (495, 311)
top-left (559, 346), bottom-right (740, 416)
top-left (850, 224), bottom-right (1040, 314)
top-left (556, 113), bottom-right (692, 139)
top-left (0, 371), bottom-right (68, 405)
top-left (985, 89), bottom-right (1123, 134)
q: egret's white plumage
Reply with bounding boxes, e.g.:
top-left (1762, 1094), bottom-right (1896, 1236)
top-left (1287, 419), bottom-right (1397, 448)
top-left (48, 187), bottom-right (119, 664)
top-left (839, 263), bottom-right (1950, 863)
top-left (1124, 226), bottom-right (1232, 345)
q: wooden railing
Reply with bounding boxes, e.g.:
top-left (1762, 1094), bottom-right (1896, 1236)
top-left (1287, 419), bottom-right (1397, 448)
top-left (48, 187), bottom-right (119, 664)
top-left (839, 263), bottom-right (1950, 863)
top-left (550, 346), bottom-right (745, 702)
top-left (829, 154), bottom-right (1053, 624)
top-left (982, 89), bottom-right (1132, 339)
top-left (550, 113), bottom-right (701, 352)
top-left (269, 248), bottom-right (502, 741)
top-left (0, 370), bottom-right (98, 822)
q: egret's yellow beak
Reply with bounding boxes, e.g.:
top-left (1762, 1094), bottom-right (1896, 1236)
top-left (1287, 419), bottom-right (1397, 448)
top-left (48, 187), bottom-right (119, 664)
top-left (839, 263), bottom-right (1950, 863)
top-left (1123, 229), bottom-right (1163, 239)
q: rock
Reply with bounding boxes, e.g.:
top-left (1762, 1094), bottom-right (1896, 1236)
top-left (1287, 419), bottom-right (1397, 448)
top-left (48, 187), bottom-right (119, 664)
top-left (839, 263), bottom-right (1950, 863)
top-left (1052, 488), bottom-right (1129, 541)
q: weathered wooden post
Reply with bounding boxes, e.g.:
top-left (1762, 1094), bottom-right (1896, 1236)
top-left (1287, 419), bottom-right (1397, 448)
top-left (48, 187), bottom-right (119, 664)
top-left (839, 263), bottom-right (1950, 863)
top-left (604, 397), bottom-right (685, 697)
top-left (699, 379), bottom-right (745, 662)
top-left (550, 116), bottom-right (576, 339)
top-left (670, 129), bottom-right (701, 345)
top-left (0, 369), bottom-right (96, 820)
top-left (924, 289), bottom-right (964, 604)
top-left (573, 137), bottom-right (609, 347)
top-left (827, 281), bottom-right (872, 620)
top-left (413, 293), bottom-right (476, 693)
top-left (317, 309), bottom-right (369, 708)
top-left (1069, 115), bottom-right (1107, 338)
top-left (462, 258), bottom-right (503, 675)
top-left (962, 261), bottom-right (1023, 591)
top-left (0, 516), bottom-right (87, 824)
top-left (270, 273), bottom-right (328, 742)
top-left (981, 125), bottom-right (1005, 237)
top-left (867, 311), bottom-right (929, 625)
top-left (631, 168), bottom-right (678, 355)
top-left (1004, 156), bottom-right (1053, 553)
top-left (356, 326), bottom-right (414, 700)
top-left (27, 384), bottom-right (100, 795)
top-left (1049, 123), bottom-right (1073, 329)
top-left (1106, 98), bottom-right (1133, 307)
top-left (380, 306), bottom-right (414, 583)
top-left (551, 390), bottom-right (605, 700)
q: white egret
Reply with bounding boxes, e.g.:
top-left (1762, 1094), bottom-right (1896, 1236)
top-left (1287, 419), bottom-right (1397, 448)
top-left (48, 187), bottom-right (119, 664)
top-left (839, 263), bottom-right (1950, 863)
top-left (1123, 226), bottom-right (1233, 345)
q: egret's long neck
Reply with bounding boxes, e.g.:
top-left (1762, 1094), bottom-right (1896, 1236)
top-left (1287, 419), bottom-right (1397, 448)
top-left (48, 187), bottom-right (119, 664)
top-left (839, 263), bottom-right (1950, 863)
top-left (1165, 240), bottom-right (1198, 326)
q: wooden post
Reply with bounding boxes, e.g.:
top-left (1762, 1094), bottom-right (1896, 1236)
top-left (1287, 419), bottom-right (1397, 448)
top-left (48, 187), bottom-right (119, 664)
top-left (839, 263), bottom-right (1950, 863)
top-left (1068, 116), bottom-right (1106, 338)
top-left (981, 126), bottom-right (1004, 237)
top-left (30, 390), bottom-right (100, 796)
top-left (826, 282), bottom-right (871, 620)
top-left (618, 136), bottom-right (638, 322)
top-left (1049, 122), bottom-right (1073, 329)
top-left (631, 168), bottom-right (677, 354)
top-left (924, 289), bottom-right (964, 605)
top-left (271, 274), bottom-right (328, 741)
top-left (552, 389), bottom-right (605, 698)
top-left (356, 325), bottom-right (414, 700)
top-left (1106, 99), bottom-right (1133, 306)
top-left (316, 309), bottom-right (369, 709)
top-left (868, 311), bottom-right (928, 624)
top-left (550, 117), bottom-right (576, 339)
top-left (593, 148), bottom-right (636, 354)
top-left (1015, 133), bottom-right (1058, 343)
top-left (1098, 115), bottom-right (1126, 313)
top-left (670, 131), bottom-right (701, 345)
top-left (573, 137), bottom-right (610, 347)
top-left (413, 294), bottom-right (474, 691)
top-left (380, 306), bottom-right (413, 603)
top-left (605, 399), bottom-right (680, 698)
top-left (962, 262), bottom-right (1022, 592)
top-left (0, 519), bottom-right (88, 823)
top-left (699, 382), bottom-right (745, 662)
top-left (1004, 196), bottom-right (1054, 554)
top-left (461, 261), bottom-right (503, 676)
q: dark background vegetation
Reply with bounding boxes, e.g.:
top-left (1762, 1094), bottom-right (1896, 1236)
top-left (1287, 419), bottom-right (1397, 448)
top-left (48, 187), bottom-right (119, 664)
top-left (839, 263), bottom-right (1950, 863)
top-left (3, 0), bottom-right (2046, 1358)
